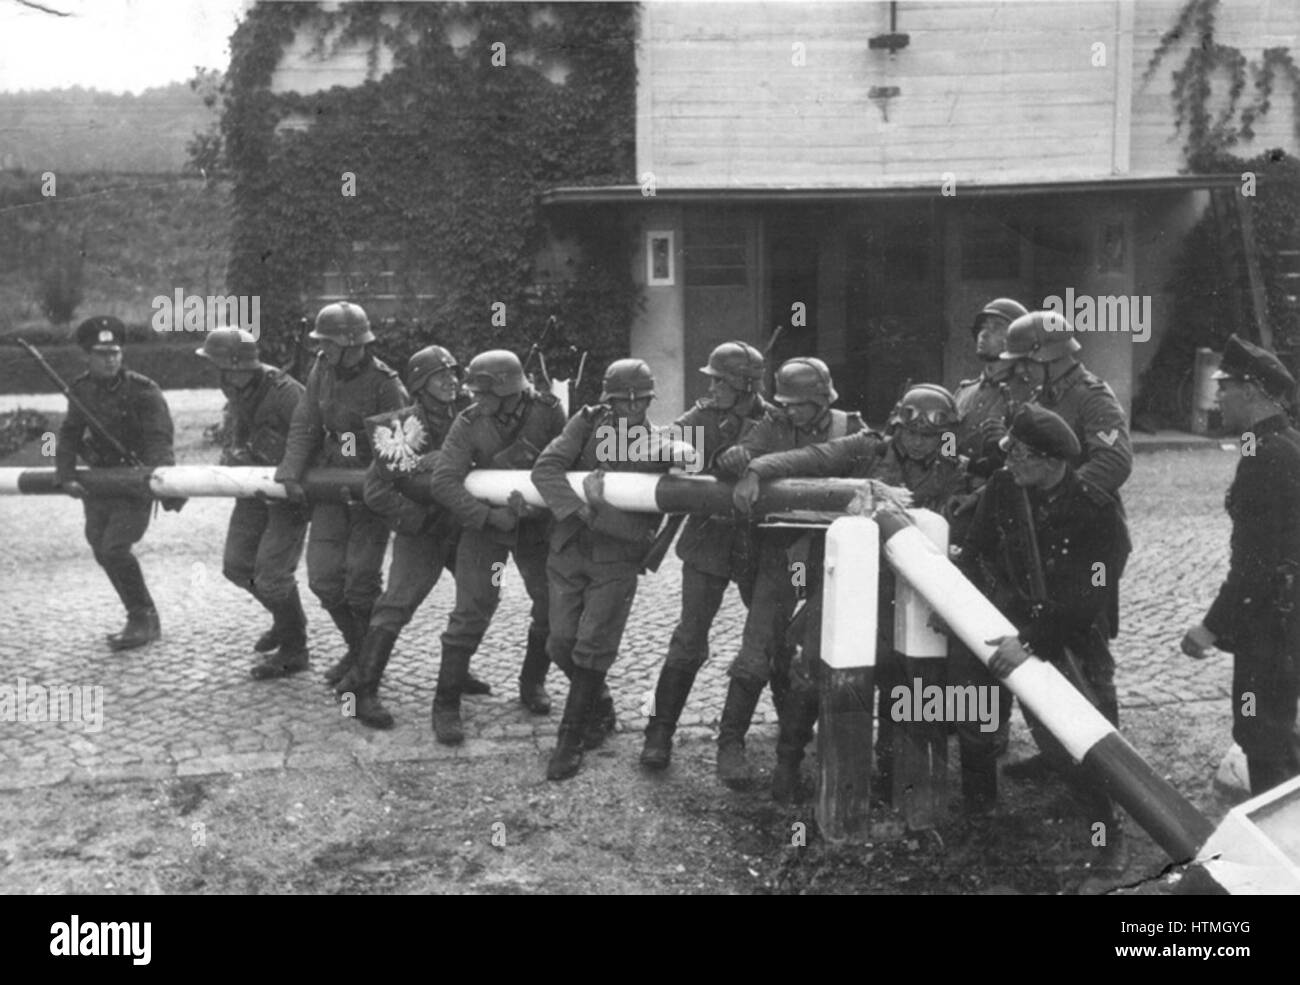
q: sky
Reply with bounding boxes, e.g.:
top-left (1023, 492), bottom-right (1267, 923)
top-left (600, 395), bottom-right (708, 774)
top-left (0, 0), bottom-right (252, 93)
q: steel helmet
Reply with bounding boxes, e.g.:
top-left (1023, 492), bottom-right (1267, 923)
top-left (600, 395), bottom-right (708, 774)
top-left (1000, 311), bottom-right (1082, 363)
top-left (407, 345), bottom-right (460, 392)
top-left (195, 327), bottom-right (261, 370)
top-left (971, 298), bottom-right (1029, 339)
top-left (888, 384), bottom-right (959, 434)
top-left (774, 357), bottom-right (837, 406)
top-left (700, 341), bottom-right (765, 390)
top-left (465, 349), bottom-right (526, 397)
top-left (601, 358), bottom-right (656, 401)
top-left (310, 302), bottom-right (375, 346)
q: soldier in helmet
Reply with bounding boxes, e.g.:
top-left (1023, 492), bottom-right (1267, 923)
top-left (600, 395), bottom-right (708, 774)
top-left (640, 341), bottom-right (776, 771)
top-left (733, 384), bottom-right (967, 801)
top-left (964, 404), bottom-right (1130, 872)
top-left (329, 345), bottom-right (473, 728)
top-left (532, 358), bottom-right (692, 781)
top-left (274, 302), bottom-right (408, 679)
top-left (195, 327), bottom-right (308, 678)
top-left (710, 357), bottom-right (865, 791)
top-left (1183, 334), bottom-right (1300, 795)
top-left (428, 348), bottom-right (567, 744)
top-left (56, 316), bottom-right (181, 650)
top-left (952, 298), bottom-right (1029, 484)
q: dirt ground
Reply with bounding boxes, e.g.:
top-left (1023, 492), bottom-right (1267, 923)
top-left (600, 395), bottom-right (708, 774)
top-left (0, 699), bottom-right (1242, 896)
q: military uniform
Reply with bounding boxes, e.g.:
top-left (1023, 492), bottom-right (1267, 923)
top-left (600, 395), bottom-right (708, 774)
top-left (960, 463), bottom-right (1130, 816)
top-left (662, 394), bottom-right (775, 675)
top-left (55, 365), bottom-right (176, 642)
top-left (953, 365), bottom-right (1013, 481)
top-left (428, 388), bottom-right (567, 711)
top-left (364, 394), bottom-right (471, 635)
top-left (220, 367), bottom-right (307, 615)
top-left (274, 352), bottom-right (408, 630)
top-left (1203, 413), bottom-right (1300, 793)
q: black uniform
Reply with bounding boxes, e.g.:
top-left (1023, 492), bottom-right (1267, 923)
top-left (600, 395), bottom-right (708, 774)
top-left (1203, 414), bottom-right (1300, 794)
top-left (960, 466), bottom-right (1130, 814)
top-left (55, 369), bottom-right (176, 627)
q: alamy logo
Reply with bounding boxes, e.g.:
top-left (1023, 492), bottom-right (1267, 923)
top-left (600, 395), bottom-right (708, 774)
top-left (594, 422), bottom-right (703, 474)
top-left (1042, 289), bottom-right (1151, 343)
top-left (50, 915), bottom-right (151, 965)
top-left (0, 677), bottom-right (102, 732)
top-left (151, 289), bottom-right (261, 340)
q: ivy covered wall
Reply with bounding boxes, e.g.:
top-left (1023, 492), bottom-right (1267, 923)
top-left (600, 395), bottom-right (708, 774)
top-left (221, 1), bottom-right (639, 400)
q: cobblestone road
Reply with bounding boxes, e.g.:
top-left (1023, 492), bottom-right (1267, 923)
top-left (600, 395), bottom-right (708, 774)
top-left (0, 390), bottom-right (1242, 791)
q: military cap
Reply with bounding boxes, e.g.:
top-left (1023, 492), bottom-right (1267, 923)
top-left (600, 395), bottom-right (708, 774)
top-left (1211, 333), bottom-right (1296, 399)
top-left (75, 315), bottom-right (126, 351)
top-left (999, 403), bottom-right (1081, 462)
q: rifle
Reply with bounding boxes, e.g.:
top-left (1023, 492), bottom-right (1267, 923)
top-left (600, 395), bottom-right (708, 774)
top-left (18, 338), bottom-right (144, 468)
top-left (1007, 480), bottom-right (1099, 705)
top-left (639, 513), bottom-right (685, 573)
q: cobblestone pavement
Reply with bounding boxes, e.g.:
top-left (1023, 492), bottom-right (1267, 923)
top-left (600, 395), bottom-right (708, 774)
top-left (0, 391), bottom-right (1242, 791)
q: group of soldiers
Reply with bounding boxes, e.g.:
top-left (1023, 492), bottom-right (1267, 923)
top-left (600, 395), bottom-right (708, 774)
top-left (52, 299), bottom-right (1300, 851)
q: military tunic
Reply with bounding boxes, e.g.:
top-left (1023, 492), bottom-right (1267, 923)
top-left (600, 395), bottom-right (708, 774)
top-left (362, 394), bottom-right (471, 636)
top-left (952, 364), bottom-right (1014, 480)
top-left (275, 353), bottom-right (408, 613)
top-left (1203, 414), bottom-right (1300, 793)
top-left (723, 407), bottom-right (865, 685)
top-left (55, 369), bottom-right (176, 617)
top-left (429, 389), bottom-right (567, 658)
top-left (661, 394), bottom-right (774, 675)
top-left (531, 406), bottom-right (674, 673)
top-left (219, 367), bottom-right (307, 606)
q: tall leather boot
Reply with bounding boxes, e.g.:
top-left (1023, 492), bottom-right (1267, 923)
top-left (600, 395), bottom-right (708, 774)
top-left (251, 593), bottom-right (310, 679)
top-left (547, 667), bottom-right (606, 782)
top-left (518, 627), bottom-right (552, 714)
top-left (771, 688), bottom-right (819, 803)
top-left (323, 604), bottom-right (363, 688)
top-left (717, 676), bottom-right (763, 790)
top-left (352, 627), bottom-right (398, 730)
top-left (640, 665), bottom-right (697, 770)
top-left (432, 645), bottom-right (474, 745)
top-left (583, 684), bottom-right (617, 750)
top-left (105, 557), bottom-right (160, 651)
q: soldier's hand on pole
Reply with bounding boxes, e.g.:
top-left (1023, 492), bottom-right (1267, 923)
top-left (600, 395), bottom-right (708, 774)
top-left (61, 479), bottom-right (87, 500)
top-left (986, 635), bottom-right (1031, 678)
top-left (161, 497), bottom-right (187, 513)
top-left (582, 469), bottom-right (607, 508)
top-left (732, 471), bottom-right (761, 515)
top-left (717, 445), bottom-right (751, 475)
top-left (1180, 623), bottom-right (1217, 660)
top-left (280, 479), bottom-right (307, 504)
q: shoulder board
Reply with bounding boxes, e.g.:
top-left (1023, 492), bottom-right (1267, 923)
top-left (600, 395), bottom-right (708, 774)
top-left (956, 376), bottom-right (980, 388)
top-left (530, 389), bottom-right (561, 408)
top-left (369, 357), bottom-right (401, 379)
top-left (692, 397), bottom-right (715, 413)
top-left (580, 403), bottom-right (612, 421)
top-left (845, 411), bottom-right (866, 432)
top-left (123, 369), bottom-right (161, 390)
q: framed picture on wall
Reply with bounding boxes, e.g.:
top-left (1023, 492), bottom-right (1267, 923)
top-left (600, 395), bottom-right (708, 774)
top-left (647, 230), bottom-right (674, 286)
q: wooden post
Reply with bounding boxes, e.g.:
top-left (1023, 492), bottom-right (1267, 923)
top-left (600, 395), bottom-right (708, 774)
top-left (891, 509), bottom-right (949, 830)
top-left (816, 516), bottom-right (878, 844)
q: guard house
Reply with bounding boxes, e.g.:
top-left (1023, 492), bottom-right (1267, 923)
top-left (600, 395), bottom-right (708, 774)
top-left (260, 1), bottom-right (1300, 421)
top-left (544, 0), bottom-right (1299, 420)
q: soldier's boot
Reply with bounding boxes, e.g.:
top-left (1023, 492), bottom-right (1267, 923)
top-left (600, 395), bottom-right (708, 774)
top-left (547, 667), bottom-right (606, 782)
top-left (769, 647), bottom-right (794, 721)
top-left (771, 689), bottom-right (819, 804)
top-left (251, 594), bottom-right (310, 680)
top-left (351, 628), bottom-right (398, 730)
top-left (582, 685), bottom-right (617, 750)
top-left (717, 677), bottom-right (763, 790)
top-left (640, 665), bottom-right (697, 771)
top-left (253, 623), bottom-right (281, 653)
top-left (324, 604), bottom-right (364, 689)
top-left (518, 627), bottom-right (552, 715)
top-left (105, 557), bottom-right (161, 651)
top-left (431, 645), bottom-right (474, 746)
top-left (462, 672), bottom-right (493, 697)
top-left (107, 608), bottom-right (162, 652)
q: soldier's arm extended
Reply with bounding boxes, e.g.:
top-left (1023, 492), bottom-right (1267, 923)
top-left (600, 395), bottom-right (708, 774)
top-left (428, 415), bottom-right (496, 530)
top-left (134, 381), bottom-right (176, 467)
top-left (1074, 385), bottom-right (1133, 494)
top-left (274, 365), bottom-right (323, 483)
top-left (746, 430), bottom-right (881, 481)
top-left (531, 412), bottom-right (591, 521)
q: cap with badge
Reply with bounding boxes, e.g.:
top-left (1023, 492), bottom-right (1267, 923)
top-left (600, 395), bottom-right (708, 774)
top-left (998, 403), bottom-right (1082, 463)
top-left (75, 316), bottom-right (126, 352)
top-left (1212, 333), bottom-right (1297, 400)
